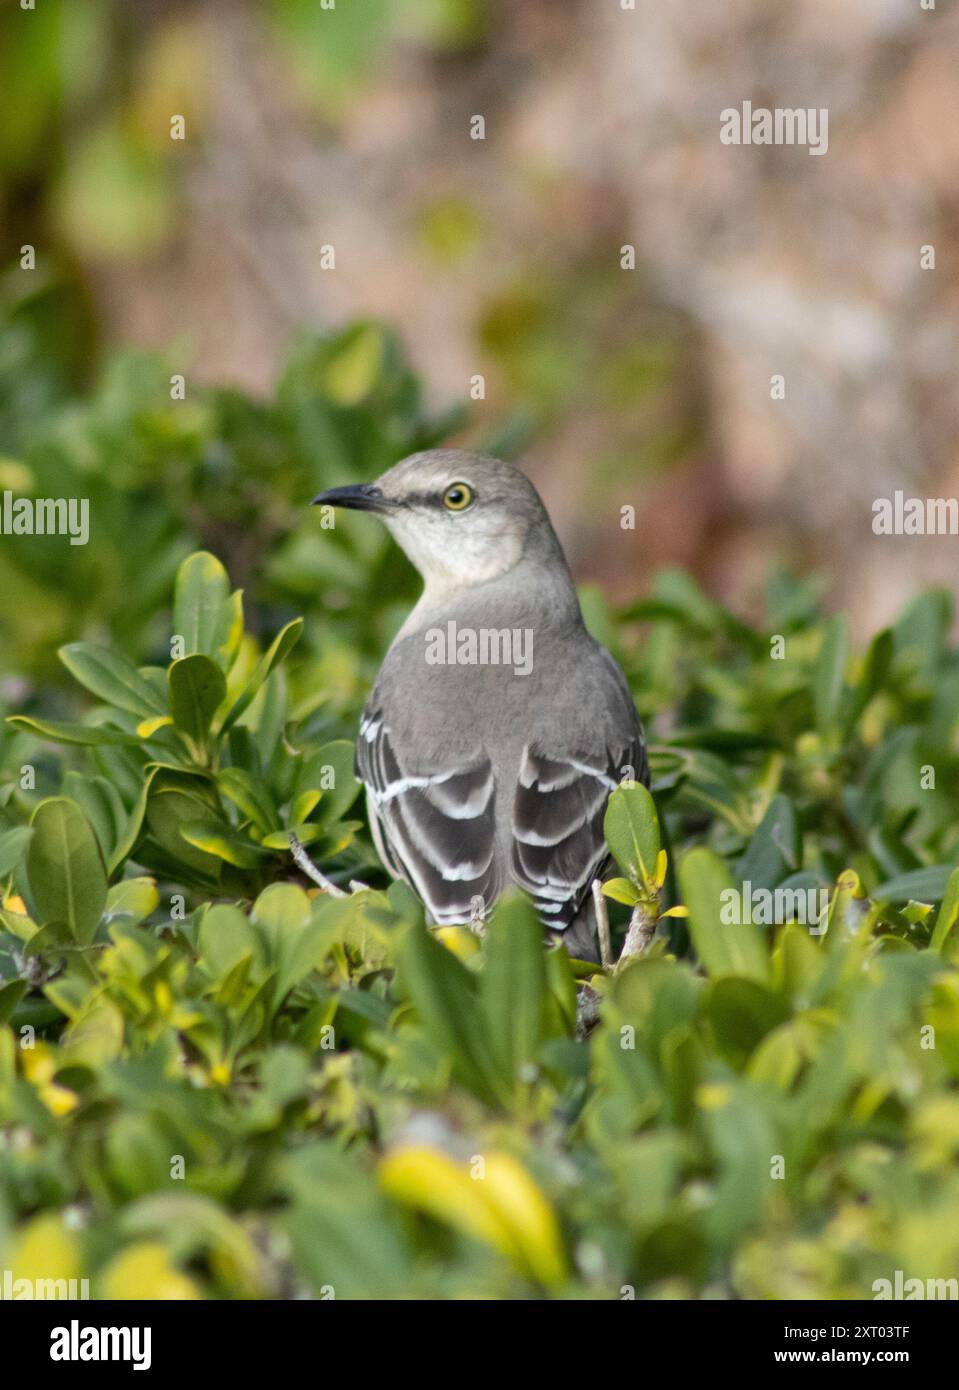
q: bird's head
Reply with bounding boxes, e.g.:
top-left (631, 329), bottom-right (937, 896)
top-left (312, 449), bottom-right (564, 593)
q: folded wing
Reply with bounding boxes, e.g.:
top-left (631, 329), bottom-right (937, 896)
top-left (510, 734), bottom-right (647, 931)
top-left (356, 707), bottom-right (501, 925)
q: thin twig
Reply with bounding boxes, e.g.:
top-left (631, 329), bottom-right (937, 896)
top-left (289, 833), bottom-right (347, 898)
top-left (576, 883), bottom-right (658, 1038)
top-left (619, 902), bottom-right (657, 964)
top-left (592, 878), bottom-right (612, 969)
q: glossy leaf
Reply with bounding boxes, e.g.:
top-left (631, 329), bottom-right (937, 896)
top-left (168, 654), bottom-right (227, 744)
top-left (604, 780), bottom-right (660, 885)
top-left (59, 642), bottom-right (166, 717)
top-left (26, 798), bottom-right (108, 944)
top-left (220, 619), bottom-right (304, 734)
top-left (679, 846), bottom-right (769, 983)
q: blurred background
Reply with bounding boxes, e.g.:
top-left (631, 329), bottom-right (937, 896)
top-left (2, 0), bottom-right (959, 678)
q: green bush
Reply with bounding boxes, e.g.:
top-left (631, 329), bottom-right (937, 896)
top-left (1, 320), bottom-right (959, 1299)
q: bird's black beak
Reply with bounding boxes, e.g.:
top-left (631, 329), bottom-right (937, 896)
top-left (310, 483), bottom-right (390, 513)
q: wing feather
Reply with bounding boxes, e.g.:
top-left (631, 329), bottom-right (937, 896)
top-left (356, 706), bottom-right (500, 924)
top-left (510, 733), bottom-right (647, 930)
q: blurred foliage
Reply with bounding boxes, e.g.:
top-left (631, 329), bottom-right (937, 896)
top-left (0, 0), bottom-right (492, 267)
top-left (0, 0), bottom-right (698, 531)
top-left (0, 299), bottom-right (460, 692)
top-left (1, 302), bottom-right (959, 1297)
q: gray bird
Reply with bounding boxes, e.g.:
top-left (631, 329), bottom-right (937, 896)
top-left (312, 449), bottom-right (648, 960)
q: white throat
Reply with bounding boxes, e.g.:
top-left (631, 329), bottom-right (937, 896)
top-left (385, 516), bottom-right (526, 644)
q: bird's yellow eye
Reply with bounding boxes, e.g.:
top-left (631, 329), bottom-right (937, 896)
top-left (442, 482), bottom-right (474, 511)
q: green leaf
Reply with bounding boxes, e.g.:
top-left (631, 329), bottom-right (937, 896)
top-left (289, 790), bottom-right (321, 824)
top-left (678, 846), bottom-right (769, 983)
top-left (0, 908), bottom-right (37, 944)
top-left (479, 894), bottom-right (548, 1097)
top-left (136, 715), bottom-right (174, 738)
top-left (181, 820), bottom-right (269, 869)
top-left (601, 876), bottom-right (641, 906)
top-left (0, 825), bottom-right (32, 878)
top-left (841, 627), bottom-right (893, 735)
top-left (6, 716), bottom-right (142, 748)
top-left (173, 551), bottom-right (241, 668)
top-left (295, 740), bottom-right (360, 826)
top-left (259, 1046), bottom-right (310, 1107)
top-left (63, 996), bottom-right (125, 1065)
top-left (251, 882), bottom-right (313, 954)
top-left (624, 569), bottom-right (764, 651)
top-left (930, 868), bottom-right (959, 953)
top-left (116, 1194), bottom-right (260, 1298)
top-left (144, 780), bottom-right (223, 880)
top-left (168, 654), bottom-right (227, 745)
top-left (873, 866), bottom-right (956, 905)
top-left (260, 824), bottom-right (322, 850)
top-left (735, 794), bottom-right (800, 892)
top-left (706, 978), bottom-right (790, 1068)
top-left (217, 767), bottom-right (277, 832)
top-left (813, 615), bottom-right (849, 734)
top-left (199, 903), bottom-right (262, 979)
top-left (893, 588), bottom-right (951, 683)
top-left (62, 772), bottom-right (127, 867)
top-left (249, 885), bottom-right (320, 997)
top-left (0, 980), bottom-right (28, 1025)
top-left (24, 921), bottom-right (74, 959)
top-left (220, 619), bottom-right (304, 735)
top-left (665, 729), bottom-right (780, 753)
top-left (283, 1144), bottom-right (412, 1301)
top-left (108, 767), bottom-right (161, 875)
top-left (544, 945), bottom-right (577, 1035)
top-left (104, 877), bottom-right (159, 926)
top-left (668, 748), bottom-right (753, 836)
top-left (397, 924), bottom-right (504, 1106)
top-left (322, 322), bottom-right (385, 405)
top-left (26, 798), bottom-right (108, 944)
top-left (59, 642), bottom-right (166, 717)
top-left (604, 781), bottom-right (660, 885)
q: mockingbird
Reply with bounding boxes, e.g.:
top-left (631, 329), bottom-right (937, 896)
top-left (312, 449), bottom-right (648, 960)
